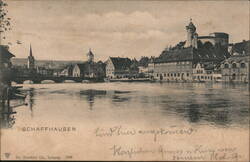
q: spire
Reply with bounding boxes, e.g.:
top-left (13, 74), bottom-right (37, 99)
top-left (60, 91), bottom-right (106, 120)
top-left (29, 44), bottom-right (33, 56)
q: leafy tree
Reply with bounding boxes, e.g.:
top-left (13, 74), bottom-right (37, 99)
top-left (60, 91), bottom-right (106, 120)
top-left (0, 0), bottom-right (12, 46)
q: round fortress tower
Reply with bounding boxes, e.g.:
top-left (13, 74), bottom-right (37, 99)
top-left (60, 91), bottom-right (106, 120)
top-left (209, 32), bottom-right (229, 46)
top-left (198, 32), bottom-right (229, 47)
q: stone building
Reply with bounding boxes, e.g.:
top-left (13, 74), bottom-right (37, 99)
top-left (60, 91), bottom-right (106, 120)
top-left (220, 55), bottom-right (249, 83)
top-left (72, 49), bottom-right (105, 78)
top-left (220, 40), bottom-right (250, 83)
top-left (192, 62), bottom-right (221, 82)
top-left (105, 57), bottom-right (138, 79)
top-left (152, 20), bottom-right (230, 81)
top-left (185, 19), bottom-right (229, 50)
top-left (153, 48), bottom-right (194, 81)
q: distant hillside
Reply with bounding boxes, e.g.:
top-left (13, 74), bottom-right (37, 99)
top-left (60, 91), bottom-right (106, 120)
top-left (12, 58), bottom-right (84, 69)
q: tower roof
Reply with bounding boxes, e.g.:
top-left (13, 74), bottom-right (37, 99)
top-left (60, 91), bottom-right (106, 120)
top-left (87, 48), bottom-right (94, 56)
top-left (186, 19), bottom-right (196, 31)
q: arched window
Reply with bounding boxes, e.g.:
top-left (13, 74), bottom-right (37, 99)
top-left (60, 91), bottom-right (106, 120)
top-left (224, 64), bottom-right (229, 68)
top-left (232, 63), bottom-right (237, 68)
top-left (241, 63), bottom-right (246, 68)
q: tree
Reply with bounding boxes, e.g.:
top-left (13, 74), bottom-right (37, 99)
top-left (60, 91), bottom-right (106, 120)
top-left (0, 0), bottom-right (12, 46)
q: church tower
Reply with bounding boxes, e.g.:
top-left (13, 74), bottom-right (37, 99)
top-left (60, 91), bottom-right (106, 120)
top-left (87, 48), bottom-right (94, 63)
top-left (27, 44), bottom-right (35, 69)
top-left (185, 19), bottom-right (197, 47)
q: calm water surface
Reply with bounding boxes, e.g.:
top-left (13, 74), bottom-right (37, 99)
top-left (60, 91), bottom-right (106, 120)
top-left (7, 82), bottom-right (249, 129)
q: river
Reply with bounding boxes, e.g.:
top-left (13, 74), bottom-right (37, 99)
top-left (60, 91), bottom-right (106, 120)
top-left (1, 82), bottom-right (249, 160)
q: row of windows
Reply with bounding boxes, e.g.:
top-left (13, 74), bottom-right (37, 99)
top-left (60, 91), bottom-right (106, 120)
top-left (196, 70), bottom-right (203, 74)
top-left (156, 73), bottom-right (190, 77)
top-left (193, 76), bottom-right (213, 80)
top-left (224, 63), bottom-right (246, 69)
top-left (106, 69), bottom-right (114, 72)
top-left (156, 61), bottom-right (191, 65)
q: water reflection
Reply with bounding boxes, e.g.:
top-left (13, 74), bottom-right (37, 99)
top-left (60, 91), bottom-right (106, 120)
top-left (0, 88), bottom-right (35, 128)
top-left (80, 89), bottom-right (107, 110)
top-left (5, 83), bottom-right (249, 129)
top-left (0, 103), bottom-right (16, 128)
top-left (26, 88), bottom-right (35, 117)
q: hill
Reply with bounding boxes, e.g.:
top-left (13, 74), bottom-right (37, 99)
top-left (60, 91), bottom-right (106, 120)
top-left (12, 58), bottom-right (84, 69)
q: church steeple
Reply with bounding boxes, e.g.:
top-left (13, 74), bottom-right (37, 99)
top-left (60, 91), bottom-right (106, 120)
top-left (29, 44), bottom-right (33, 56)
top-left (87, 48), bottom-right (94, 62)
top-left (27, 44), bottom-right (35, 69)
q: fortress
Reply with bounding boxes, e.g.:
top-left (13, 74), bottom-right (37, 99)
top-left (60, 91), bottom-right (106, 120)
top-left (151, 19), bottom-right (231, 82)
top-left (185, 19), bottom-right (229, 49)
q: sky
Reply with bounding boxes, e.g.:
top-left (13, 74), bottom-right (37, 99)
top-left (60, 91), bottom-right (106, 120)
top-left (3, 0), bottom-right (250, 61)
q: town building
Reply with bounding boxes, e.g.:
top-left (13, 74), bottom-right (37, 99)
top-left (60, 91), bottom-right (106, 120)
top-left (220, 55), bottom-right (249, 83)
top-left (152, 20), bottom-right (230, 81)
top-left (192, 62), bottom-right (221, 82)
top-left (72, 49), bottom-right (105, 79)
top-left (0, 45), bottom-right (15, 85)
top-left (105, 57), bottom-right (138, 79)
top-left (59, 64), bottom-right (74, 76)
top-left (36, 67), bottom-right (54, 76)
top-left (220, 40), bottom-right (249, 83)
top-left (147, 57), bottom-right (156, 79)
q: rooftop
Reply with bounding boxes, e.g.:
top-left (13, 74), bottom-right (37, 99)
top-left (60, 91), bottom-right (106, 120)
top-left (109, 57), bottom-right (132, 70)
top-left (0, 45), bottom-right (15, 59)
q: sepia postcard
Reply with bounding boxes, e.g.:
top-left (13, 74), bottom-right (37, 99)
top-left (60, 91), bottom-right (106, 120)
top-left (0, 0), bottom-right (249, 161)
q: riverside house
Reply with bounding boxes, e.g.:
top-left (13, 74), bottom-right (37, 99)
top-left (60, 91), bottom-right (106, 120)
top-left (0, 45), bottom-right (15, 85)
top-left (105, 57), bottom-right (138, 79)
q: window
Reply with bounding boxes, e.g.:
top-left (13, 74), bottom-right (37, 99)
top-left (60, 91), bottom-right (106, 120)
top-left (178, 73), bottom-right (180, 77)
top-left (174, 73), bottom-right (176, 77)
top-left (167, 73), bottom-right (170, 77)
top-left (164, 73), bottom-right (166, 77)
top-left (241, 63), bottom-right (246, 68)
top-left (187, 73), bottom-right (189, 77)
top-left (171, 73), bottom-right (173, 77)
top-left (232, 63), bottom-right (237, 68)
top-left (201, 76), bottom-right (204, 79)
top-left (224, 64), bottom-right (229, 68)
top-left (157, 74), bottom-right (159, 77)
